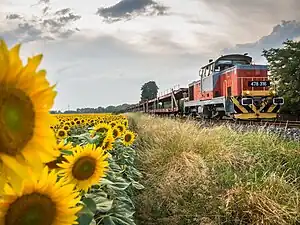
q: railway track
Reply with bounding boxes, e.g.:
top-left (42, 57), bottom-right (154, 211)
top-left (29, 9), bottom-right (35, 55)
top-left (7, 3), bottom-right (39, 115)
top-left (234, 120), bottom-right (300, 129)
top-left (165, 114), bottom-right (300, 129)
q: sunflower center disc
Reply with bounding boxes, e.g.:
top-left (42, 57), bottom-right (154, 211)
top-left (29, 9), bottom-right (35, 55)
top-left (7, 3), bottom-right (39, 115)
top-left (58, 130), bottom-right (66, 137)
top-left (125, 134), bottom-right (132, 142)
top-left (0, 87), bottom-right (35, 156)
top-left (113, 129), bottom-right (118, 138)
top-left (72, 156), bottom-right (96, 180)
top-left (97, 128), bottom-right (108, 133)
top-left (104, 140), bottom-right (110, 149)
top-left (5, 193), bottom-right (56, 225)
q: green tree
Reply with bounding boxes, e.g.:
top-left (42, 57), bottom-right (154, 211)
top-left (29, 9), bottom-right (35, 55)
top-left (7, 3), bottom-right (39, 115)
top-left (262, 39), bottom-right (300, 114)
top-left (140, 81), bottom-right (159, 102)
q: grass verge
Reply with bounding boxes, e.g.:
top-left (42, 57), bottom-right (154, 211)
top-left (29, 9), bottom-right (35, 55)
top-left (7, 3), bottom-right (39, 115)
top-left (129, 114), bottom-right (300, 225)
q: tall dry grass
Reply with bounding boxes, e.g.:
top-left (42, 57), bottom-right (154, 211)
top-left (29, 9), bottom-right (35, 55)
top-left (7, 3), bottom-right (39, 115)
top-left (129, 114), bottom-right (300, 225)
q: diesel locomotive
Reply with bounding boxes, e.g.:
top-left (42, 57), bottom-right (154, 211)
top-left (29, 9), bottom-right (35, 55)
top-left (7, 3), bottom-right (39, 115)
top-left (126, 53), bottom-right (284, 120)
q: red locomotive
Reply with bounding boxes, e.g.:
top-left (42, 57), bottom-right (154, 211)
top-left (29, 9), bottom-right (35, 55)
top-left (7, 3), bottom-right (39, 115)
top-left (127, 53), bottom-right (284, 120)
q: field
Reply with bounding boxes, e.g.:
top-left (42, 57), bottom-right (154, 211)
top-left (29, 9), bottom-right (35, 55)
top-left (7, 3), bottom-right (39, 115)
top-left (129, 113), bottom-right (300, 225)
top-left (1, 112), bottom-right (142, 225)
top-left (0, 41), bottom-right (143, 225)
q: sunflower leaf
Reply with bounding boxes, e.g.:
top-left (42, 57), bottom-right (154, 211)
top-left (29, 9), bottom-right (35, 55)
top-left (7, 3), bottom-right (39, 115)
top-left (131, 181), bottom-right (145, 190)
top-left (96, 199), bottom-right (114, 212)
top-left (77, 213), bottom-right (94, 225)
top-left (82, 197), bottom-right (97, 214)
top-left (77, 205), bottom-right (94, 225)
top-left (102, 216), bottom-right (116, 225)
top-left (60, 149), bottom-right (73, 155)
top-left (103, 214), bottom-right (135, 225)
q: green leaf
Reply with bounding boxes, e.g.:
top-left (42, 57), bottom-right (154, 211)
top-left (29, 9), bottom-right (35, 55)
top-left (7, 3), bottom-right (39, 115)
top-left (61, 149), bottom-right (73, 155)
top-left (100, 178), bottom-right (114, 186)
top-left (131, 181), bottom-right (144, 190)
top-left (77, 213), bottom-right (94, 225)
top-left (109, 181), bottom-right (131, 191)
top-left (82, 198), bottom-right (97, 214)
top-left (116, 196), bottom-right (134, 208)
top-left (96, 199), bottom-right (114, 212)
top-left (103, 214), bottom-right (135, 225)
top-left (77, 204), bottom-right (94, 225)
top-left (102, 216), bottom-right (116, 225)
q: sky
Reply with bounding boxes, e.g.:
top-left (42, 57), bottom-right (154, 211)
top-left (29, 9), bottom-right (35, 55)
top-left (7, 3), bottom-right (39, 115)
top-left (1, 0), bottom-right (300, 110)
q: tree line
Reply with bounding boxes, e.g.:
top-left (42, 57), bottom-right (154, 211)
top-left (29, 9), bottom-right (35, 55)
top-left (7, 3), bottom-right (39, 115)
top-left (50, 104), bottom-right (133, 114)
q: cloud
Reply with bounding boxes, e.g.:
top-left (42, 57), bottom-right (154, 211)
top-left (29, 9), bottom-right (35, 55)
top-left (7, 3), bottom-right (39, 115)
top-left (222, 20), bottom-right (300, 62)
top-left (187, 19), bottom-right (213, 25)
top-left (1, 1), bottom-right (81, 44)
top-left (199, 0), bottom-right (300, 22)
top-left (6, 13), bottom-right (22, 20)
top-left (96, 0), bottom-right (169, 23)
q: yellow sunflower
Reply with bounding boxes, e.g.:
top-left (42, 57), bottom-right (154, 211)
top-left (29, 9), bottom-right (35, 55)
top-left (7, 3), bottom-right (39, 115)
top-left (45, 140), bottom-right (73, 170)
top-left (123, 119), bottom-right (128, 128)
top-left (57, 144), bottom-right (109, 192)
top-left (0, 40), bottom-right (59, 181)
top-left (116, 123), bottom-right (126, 134)
top-left (122, 130), bottom-right (135, 146)
top-left (0, 166), bottom-right (82, 225)
top-left (55, 140), bottom-right (73, 151)
top-left (62, 124), bottom-right (70, 131)
top-left (56, 129), bottom-right (67, 139)
top-left (102, 133), bottom-right (115, 151)
top-left (93, 123), bottom-right (111, 134)
top-left (112, 127), bottom-right (121, 139)
top-left (109, 121), bottom-right (117, 128)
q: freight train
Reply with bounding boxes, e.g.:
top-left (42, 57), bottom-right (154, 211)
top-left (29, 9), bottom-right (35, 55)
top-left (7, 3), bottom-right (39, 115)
top-left (126, 53), bottom-right (284, 120)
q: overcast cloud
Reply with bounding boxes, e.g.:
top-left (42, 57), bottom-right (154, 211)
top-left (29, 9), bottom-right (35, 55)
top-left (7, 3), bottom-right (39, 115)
top-left (1, 0), bottom-right (300, 110)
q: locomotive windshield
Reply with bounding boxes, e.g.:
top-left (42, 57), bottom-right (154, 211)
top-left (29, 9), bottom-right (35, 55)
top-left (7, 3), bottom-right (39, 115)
top-left (200, 54), bottom-right (252, 76)
top-left (214, 55), bottom-right (251, 72)
top-left (217, 59), bottom-right (249, 65)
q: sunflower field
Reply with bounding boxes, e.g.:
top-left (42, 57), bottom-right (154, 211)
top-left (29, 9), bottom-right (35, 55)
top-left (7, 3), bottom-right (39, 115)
top-left (0, 39), bottom-right (143, 225)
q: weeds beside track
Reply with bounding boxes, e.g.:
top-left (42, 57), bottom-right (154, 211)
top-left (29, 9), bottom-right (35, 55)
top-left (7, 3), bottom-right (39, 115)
top-left (129, 113), bottom-right (300, 225)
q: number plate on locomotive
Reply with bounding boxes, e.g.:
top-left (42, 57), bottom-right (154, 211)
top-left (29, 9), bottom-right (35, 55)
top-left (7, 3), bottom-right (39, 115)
top-left (248, 81), bottom-right (270, 87)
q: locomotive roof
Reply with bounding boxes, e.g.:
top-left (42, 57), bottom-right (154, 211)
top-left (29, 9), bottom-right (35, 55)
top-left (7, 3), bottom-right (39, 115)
top-left (201, 54), bottom-right (253, 69)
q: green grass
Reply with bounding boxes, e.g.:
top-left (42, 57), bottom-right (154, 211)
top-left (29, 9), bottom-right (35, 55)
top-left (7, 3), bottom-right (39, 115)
top-left (129, 114), bottom-right (300, 225)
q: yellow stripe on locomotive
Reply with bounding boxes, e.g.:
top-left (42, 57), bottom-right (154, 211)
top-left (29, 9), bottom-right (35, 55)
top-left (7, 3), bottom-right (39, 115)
top-left (230, 90), bottom-right (284, 120)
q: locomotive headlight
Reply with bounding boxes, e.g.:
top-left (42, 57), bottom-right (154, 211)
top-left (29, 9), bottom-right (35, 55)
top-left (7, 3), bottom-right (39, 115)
top-left (241, 98), bottom-right (253, 105)
top-left (246, 90), bottom-right (250, 95)
top-left (273, 97), bottom-right (284, 105)
top-left (269, 89), bottom-right (276, 95)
